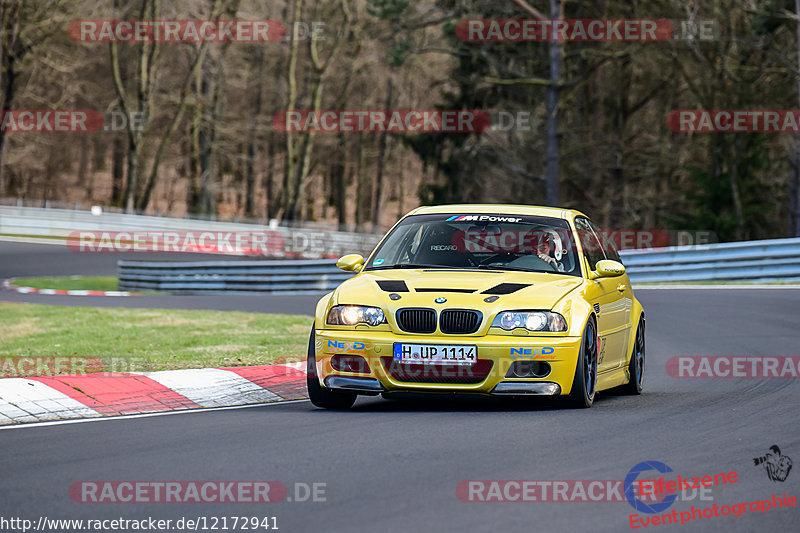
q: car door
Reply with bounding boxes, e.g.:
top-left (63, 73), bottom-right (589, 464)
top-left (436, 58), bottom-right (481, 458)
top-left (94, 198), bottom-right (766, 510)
top-left (590, 219), bottom-right (633, 360)
top-left (574, 217), bottom-right (628, 372)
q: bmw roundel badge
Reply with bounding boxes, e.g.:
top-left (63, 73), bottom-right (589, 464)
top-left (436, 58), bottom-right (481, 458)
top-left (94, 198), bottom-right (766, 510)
top-left (434, 297), bottom-right (447, 304)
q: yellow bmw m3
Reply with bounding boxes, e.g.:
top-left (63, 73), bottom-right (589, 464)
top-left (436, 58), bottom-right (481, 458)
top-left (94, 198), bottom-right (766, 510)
top-left (306, 204), bottom-right (645, 409)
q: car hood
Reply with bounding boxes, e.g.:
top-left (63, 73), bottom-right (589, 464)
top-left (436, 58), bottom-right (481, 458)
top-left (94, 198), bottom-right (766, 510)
top-left (331, 268), bottom-right (583, 313)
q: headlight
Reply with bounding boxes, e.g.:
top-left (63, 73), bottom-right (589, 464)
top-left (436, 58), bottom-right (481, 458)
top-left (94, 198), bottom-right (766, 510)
top-left (327, 305), bottom-right (386, 327)
top-left (491, 311), bottom-right (567, 332)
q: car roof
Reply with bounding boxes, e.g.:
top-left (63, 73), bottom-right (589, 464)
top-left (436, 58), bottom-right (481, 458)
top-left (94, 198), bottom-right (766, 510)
top-left (407, 204), bottom-right (588, 220)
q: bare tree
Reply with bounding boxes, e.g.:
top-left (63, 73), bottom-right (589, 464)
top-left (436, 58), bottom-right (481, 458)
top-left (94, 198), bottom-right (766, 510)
top-left (282, 0), bottom-right (352, 221)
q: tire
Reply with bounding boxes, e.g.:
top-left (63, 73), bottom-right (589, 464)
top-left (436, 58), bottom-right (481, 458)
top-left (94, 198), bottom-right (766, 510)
top-left (306, 327), bottom-right (357, 409)
top-left (622, 315), bottom-right (645, 395)
top-left (565, 317), bottom-right (598, 408)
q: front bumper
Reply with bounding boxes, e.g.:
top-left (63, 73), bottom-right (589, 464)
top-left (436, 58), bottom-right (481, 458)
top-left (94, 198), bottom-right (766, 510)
top-left (313, 329), bottom-right (581, 396)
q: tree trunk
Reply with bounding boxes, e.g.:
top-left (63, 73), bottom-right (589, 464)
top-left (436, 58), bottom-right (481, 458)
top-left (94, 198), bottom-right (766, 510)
top-left (281, 0), bottom-right (303, 221)
top-left (334, 134), bottom-right (347, 230)
top-left (111, 133), bottom-right (125, 205)
top-left (792, 0), bottom-right (800, 236)
top-left (730, 137), bottom-right (744, 240)
top-left (283, 0), bottom-right (351, 222)
top-left (188, 71), bottom-right (201, 210)
top-left (111, 0), bottom-right (157, 213)
top-left (265, 136), bottom-right (277, 219)
top-left (545, 0), bottom-right (563, 206)
top-left (372, 78), bottom-right (393, 231)
top-left (244, 47), bottom-right (264, 217)
top-left (78, 136), bottom-right (91, 201)
top-left (608, 56), bottom-right (630, 229)
top-left (355, 131), bottom-right (367, 228)
top-left (195, 56), bottom-right (215, 215)
top-left (398, 150), bottom-right (406, 220)
top-left (136, 0), bottom-right (222, 212)
top-left (138, 39), bottom-right (217, 212)
top-left (0, 0), bottom-right (22, 195)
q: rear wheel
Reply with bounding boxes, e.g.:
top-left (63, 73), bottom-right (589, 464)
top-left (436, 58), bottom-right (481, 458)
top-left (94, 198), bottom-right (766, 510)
top-left (306, 328), bottom-right (357, 409)
top-left (622, 315), bottom-right (645, 394)
top-left (565, 318), bottom-right (598, 408)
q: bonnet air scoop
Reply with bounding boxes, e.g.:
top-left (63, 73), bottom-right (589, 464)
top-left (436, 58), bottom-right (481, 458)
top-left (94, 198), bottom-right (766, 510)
top-left (376, 280), bottom-right (409, 292)
top-left (481, 283), bottom-right (531, 295)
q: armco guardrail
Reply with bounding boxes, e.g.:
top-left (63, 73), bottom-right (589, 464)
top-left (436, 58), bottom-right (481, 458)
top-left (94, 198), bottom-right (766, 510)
top-left (620, 238), bottom-right (800, 283)
top-left (118, 259), bottom-right (354, 294)
top-left (0, 205), bottom-right (380, 259)
top-left (117, 238), bottom-right (800, 294)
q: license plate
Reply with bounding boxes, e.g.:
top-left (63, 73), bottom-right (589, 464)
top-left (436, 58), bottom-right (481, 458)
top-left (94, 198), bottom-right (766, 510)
top-left (393, 343), bottom-right (477, 365)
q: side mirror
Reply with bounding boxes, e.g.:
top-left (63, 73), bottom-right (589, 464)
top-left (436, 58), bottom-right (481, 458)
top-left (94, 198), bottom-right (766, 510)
top-left (590, 259), bottom-right (625, 279)
top-left (336, 254), bottom-right (365, 273)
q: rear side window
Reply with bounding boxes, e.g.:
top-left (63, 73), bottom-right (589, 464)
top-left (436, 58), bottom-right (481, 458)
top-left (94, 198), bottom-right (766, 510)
top-left (574, 217), bottom-right (606, 271)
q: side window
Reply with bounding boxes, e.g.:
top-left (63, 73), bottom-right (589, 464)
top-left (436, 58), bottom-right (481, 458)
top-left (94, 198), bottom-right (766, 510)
top-left (574, 217), bottom-right (606, 271)
top-left (588, 219), bottom-right (622, 264)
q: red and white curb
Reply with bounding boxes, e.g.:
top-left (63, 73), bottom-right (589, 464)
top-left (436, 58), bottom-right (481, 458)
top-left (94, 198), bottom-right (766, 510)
top-left (2, 278), bottom-right (135, 296)
top-left (0, 362), bottom-right (307, 425)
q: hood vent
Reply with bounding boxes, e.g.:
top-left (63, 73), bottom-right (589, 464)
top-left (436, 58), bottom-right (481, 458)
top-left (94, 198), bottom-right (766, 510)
top-left (415, 288), bottom-right (476, 293)
top-left (481, 283), bottom-right (531, 295)
top-left (376, 280), bottom-right (409, 293)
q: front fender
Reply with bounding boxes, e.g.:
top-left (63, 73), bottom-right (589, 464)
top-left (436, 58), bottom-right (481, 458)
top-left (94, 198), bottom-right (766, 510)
top-left (552, 295), bottom-right (593, 338)
top-left (315, 292), bottom-right (334, 329)
top-left (623, 296), bottom-right (645, 365)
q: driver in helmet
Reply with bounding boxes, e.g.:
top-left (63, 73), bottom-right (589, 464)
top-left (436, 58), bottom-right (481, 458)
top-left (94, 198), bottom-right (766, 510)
top-left (537, 232), bottom-right (558, 267)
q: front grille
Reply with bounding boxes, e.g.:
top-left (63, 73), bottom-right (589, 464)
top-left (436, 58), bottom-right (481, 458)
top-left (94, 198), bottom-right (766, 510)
top-left (381, 357), bottom-right (494, 384)
top-left (396, 308), bottom-right (437, 333)
top-left (440, 309), bottom-right (482, 334)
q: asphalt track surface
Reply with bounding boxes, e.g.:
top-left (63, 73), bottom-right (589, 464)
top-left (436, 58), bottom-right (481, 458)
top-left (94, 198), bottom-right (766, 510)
top-left (1, 242), bottom-right (799, 532)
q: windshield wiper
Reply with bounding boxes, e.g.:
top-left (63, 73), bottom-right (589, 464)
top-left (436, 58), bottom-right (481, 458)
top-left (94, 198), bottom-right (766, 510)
top-left (367, 263), bottom-right (459, 270)
top-left (476, 264), bottom-right (532, 272)
top-left (477, 264), bottom-right (563, 274)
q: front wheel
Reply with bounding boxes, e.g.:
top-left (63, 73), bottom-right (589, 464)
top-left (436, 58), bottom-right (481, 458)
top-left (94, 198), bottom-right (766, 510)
top-left (306, 328), bottom-right (357, 409)
top-left (565, 318), bottom-right (598, 408)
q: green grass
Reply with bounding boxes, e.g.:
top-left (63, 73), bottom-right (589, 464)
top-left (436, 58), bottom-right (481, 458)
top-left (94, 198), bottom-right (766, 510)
top-left (12, 276), bottom-right (120, 291)
top-left (0, 302), bottom-right (311, 375)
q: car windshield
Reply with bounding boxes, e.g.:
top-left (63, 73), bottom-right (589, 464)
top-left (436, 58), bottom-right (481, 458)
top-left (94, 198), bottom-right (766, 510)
top-left (365, 213), bottom-right (580, 276)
